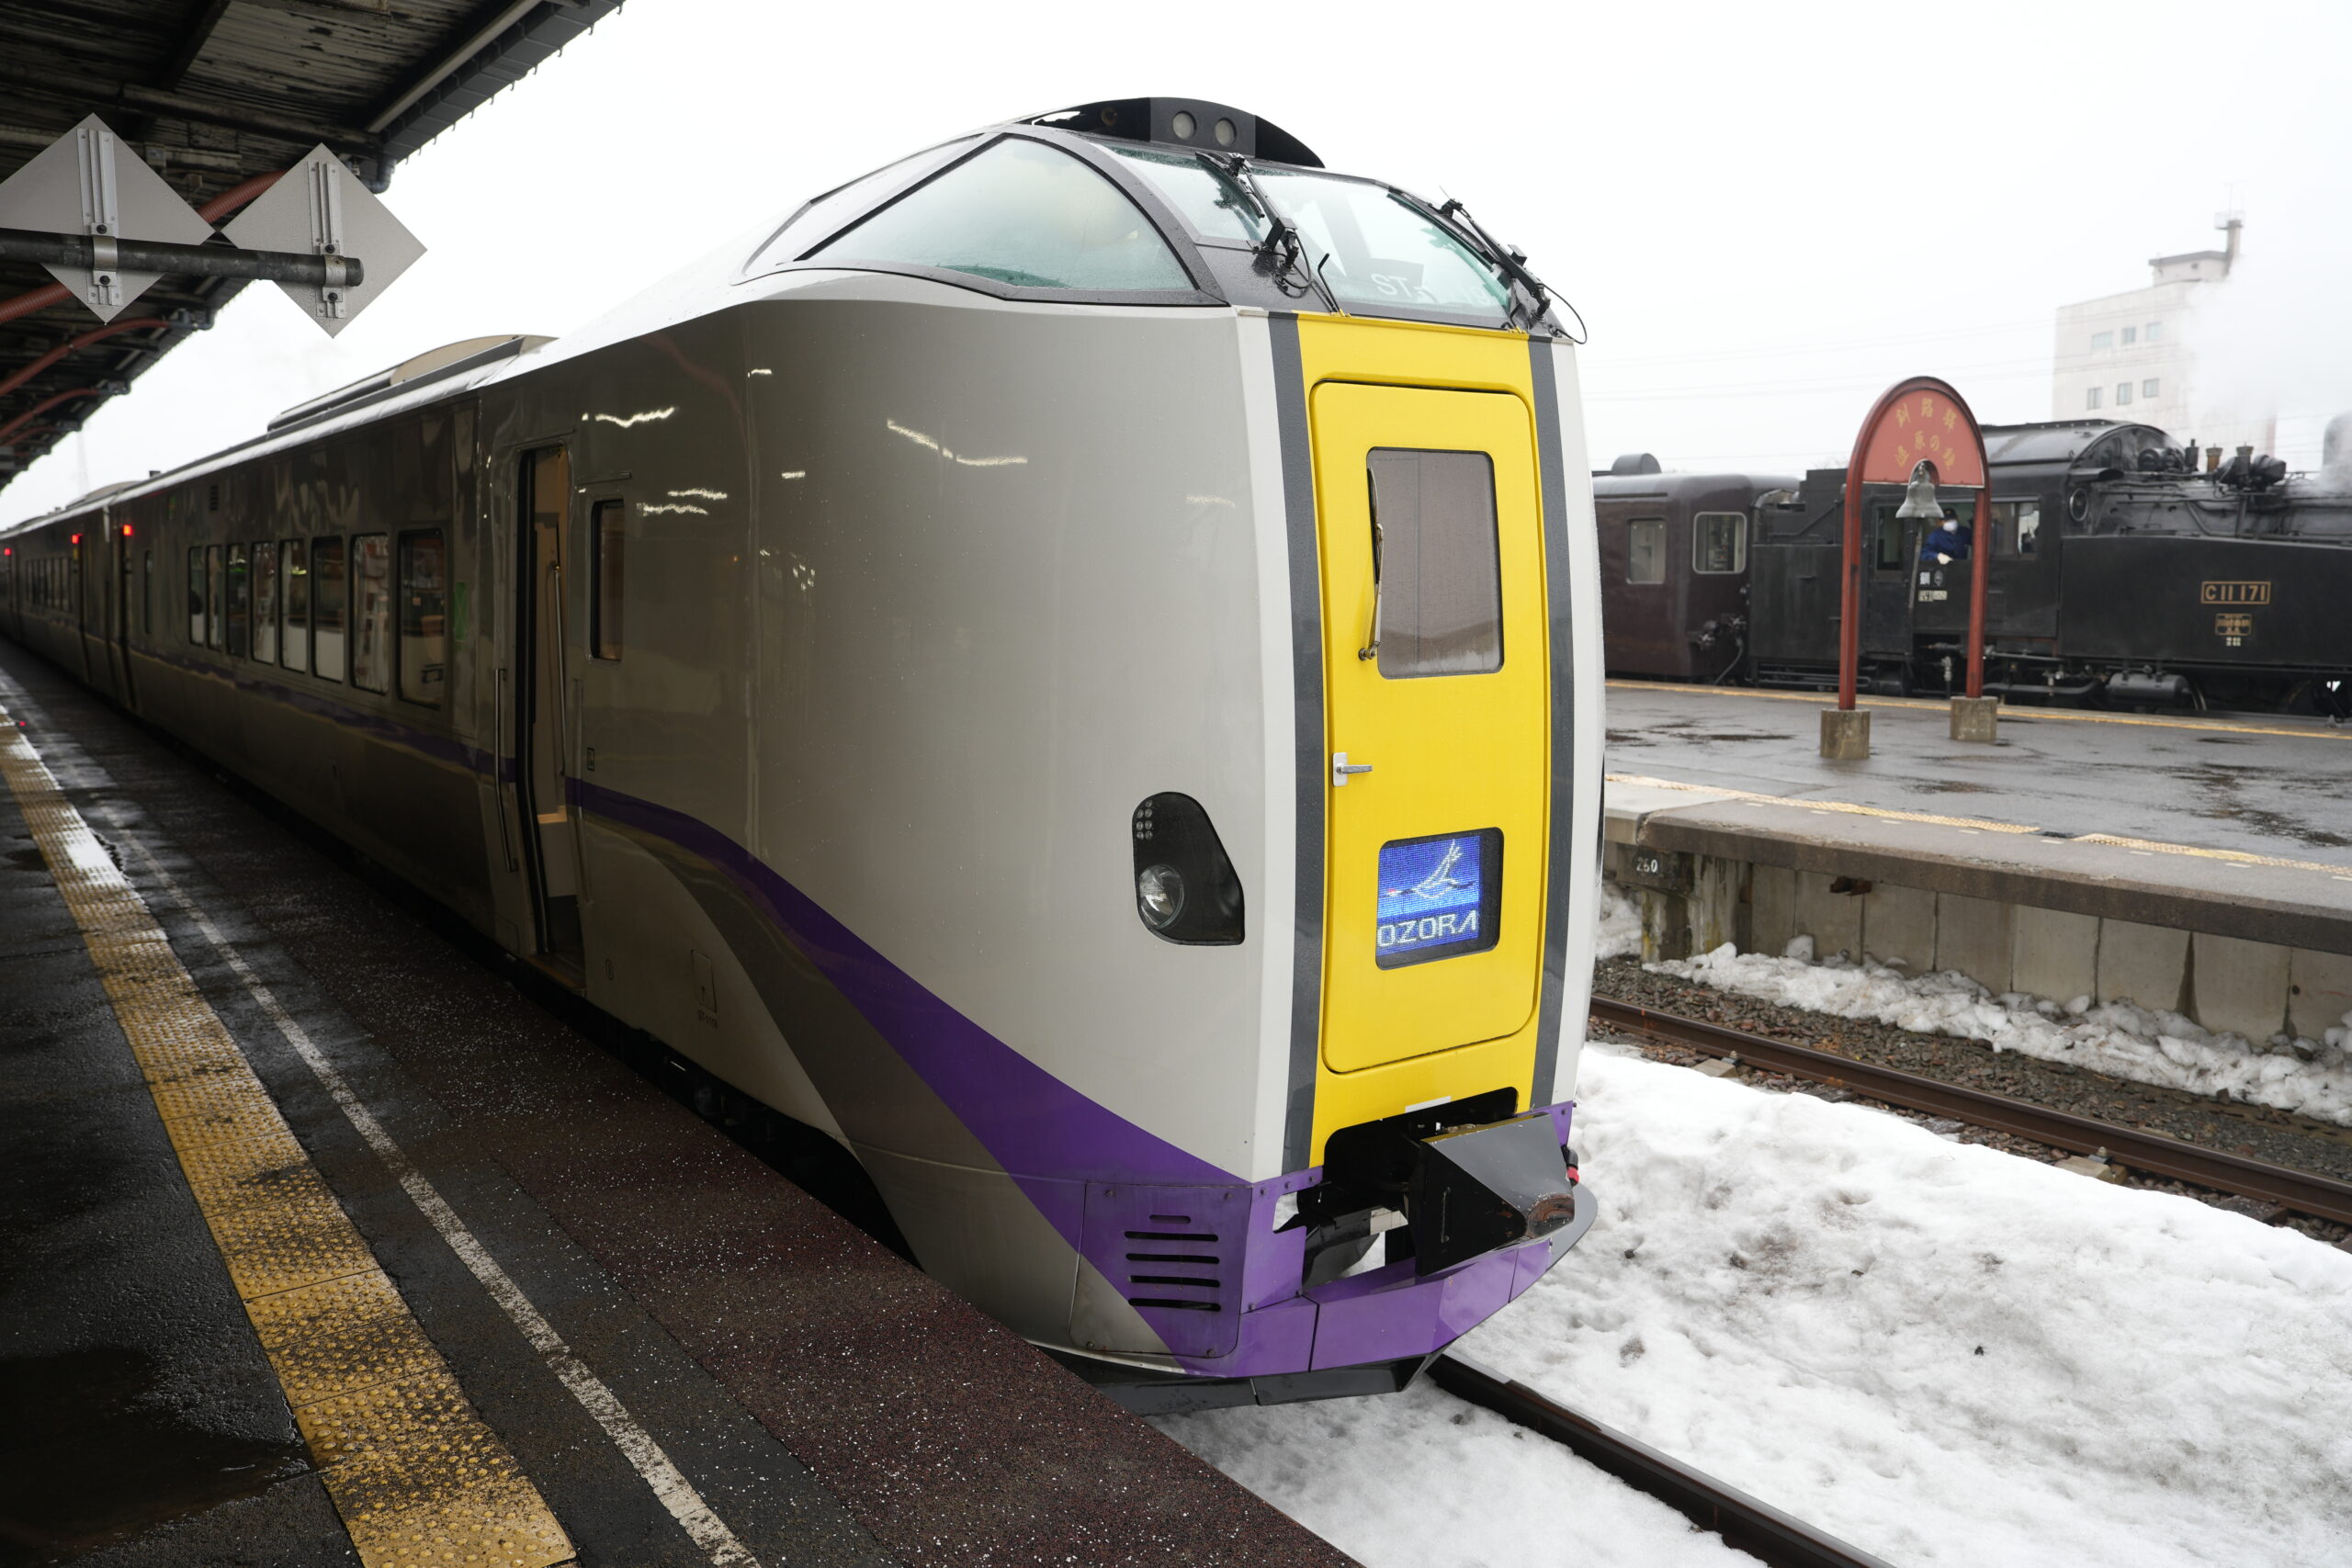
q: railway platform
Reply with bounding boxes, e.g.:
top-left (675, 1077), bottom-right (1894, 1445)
top-left (1603, 682), bottom-right (2352, 1043)
top-left (0, 639), bottom-right (1344, 1568)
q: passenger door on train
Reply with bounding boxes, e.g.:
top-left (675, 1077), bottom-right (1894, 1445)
top-left (515, 446), bottom-right (587, 972)
top-left (1312, 384), bottom-right (1548, 1075)
top-left (111, 517), bottom-right (136, 705)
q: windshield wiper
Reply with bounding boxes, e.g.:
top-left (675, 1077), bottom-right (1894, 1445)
top-left (1426, 196), bottom-right (1577, 338)
top-left (1199, 152), bottom-right (1342, 315)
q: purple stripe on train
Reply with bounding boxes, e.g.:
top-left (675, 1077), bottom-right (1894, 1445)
top-left (573, 777), bottom-right (1584, 1374)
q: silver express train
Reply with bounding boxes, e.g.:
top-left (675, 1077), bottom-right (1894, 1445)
top-left (0, 98), bottom-right (1604, 1408)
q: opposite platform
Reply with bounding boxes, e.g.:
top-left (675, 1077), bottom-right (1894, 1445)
top-left (1602, 684), bottom-right (2352, 1044)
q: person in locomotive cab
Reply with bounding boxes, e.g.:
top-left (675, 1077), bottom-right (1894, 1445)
top-left (1921, 507), bottom-right (1972, 566)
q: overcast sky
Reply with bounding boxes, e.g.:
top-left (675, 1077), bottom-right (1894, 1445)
top-left (6, 0), bottom-right (2348, 525)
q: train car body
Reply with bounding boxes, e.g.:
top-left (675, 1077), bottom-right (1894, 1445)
top-left (1746, 419), bottom-right (2352, 708)
top-left (1592, 464), bottom-right (1794, 682)
top-left (0, 100), bottom-right (1604, 1406)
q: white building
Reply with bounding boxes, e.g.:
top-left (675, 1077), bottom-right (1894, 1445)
top-left (2051, 220), bottom-right (2273, 459)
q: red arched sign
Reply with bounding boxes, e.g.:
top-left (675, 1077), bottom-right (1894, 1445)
top-left (1838, 377), bottom-right (1993, 709)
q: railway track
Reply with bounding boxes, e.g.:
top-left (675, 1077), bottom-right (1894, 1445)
top-left (1430, 1353), bottom-right (1895, 1568)
top-left (1590, 998), bottom-right (2352, 1227)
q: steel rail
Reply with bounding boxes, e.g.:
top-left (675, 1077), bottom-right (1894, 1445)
top-left (1430, 1353), bottom-right (1896, 1568)
top-left (1591, 997), bottom-right (2352, 1226)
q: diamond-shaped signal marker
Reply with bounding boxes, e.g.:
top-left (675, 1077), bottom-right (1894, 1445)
top-left (222, 145), bottom-right (424, 337)
top-left (0, 115), bottom-right (214, 320)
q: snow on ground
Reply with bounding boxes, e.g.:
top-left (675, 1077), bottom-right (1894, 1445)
top-left (1654, 933), bottom-right (2352, 1127)
top-left (1595, 878), bottom-right (1645, 962)
top-left (1156, 1374), bottom-right (1758, 1568)
top-left (1158, 1044), bottom-right (2352, 1568)
top-left (1600, 883), bottom-right (2352, 1126)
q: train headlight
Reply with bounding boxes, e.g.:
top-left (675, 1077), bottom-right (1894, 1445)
top-left (1137, 864), bottom-right (1185, 928)
top-left (1131, 793), bottom-right (1245, 945)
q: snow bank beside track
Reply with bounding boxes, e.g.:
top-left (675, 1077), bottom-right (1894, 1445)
top-left (1651, 936), bottom-right (2352, 1126)
top-left (1159, 1044), bottom-right (2352, 1567)
top-left (1595, 881), bottom-right (2352, 1125)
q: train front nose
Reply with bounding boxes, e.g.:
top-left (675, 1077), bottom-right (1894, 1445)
top-left (1307, 1098), bottom-right (1585, 1280)
top-left (1409, 1112), bottom-right (1582, 1273)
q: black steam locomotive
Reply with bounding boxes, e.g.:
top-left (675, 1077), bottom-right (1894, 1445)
top-left (1600, 417), bottom-right (2352, 715)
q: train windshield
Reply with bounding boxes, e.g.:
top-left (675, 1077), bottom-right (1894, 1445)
top-left (1249, 169), bottom-right (1509, 316)
top-left (806, 138), bottom-right (1192, 292)
top-left (1102, 145), bottom-right (1268, 243)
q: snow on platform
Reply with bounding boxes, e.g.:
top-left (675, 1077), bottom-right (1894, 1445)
top-left (1157, 1044), bottom-right (2352, 1568)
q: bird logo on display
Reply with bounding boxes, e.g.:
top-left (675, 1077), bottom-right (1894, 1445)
top-left (1394, 840), bottom-right (1474, 902)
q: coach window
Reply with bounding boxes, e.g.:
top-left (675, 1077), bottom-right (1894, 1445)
top-left (1692, 513), bottom-right (1747, 574)
top-left (312, 536), bottom-right (346, 681)
top-left (187, 547), bottom-right (203, 641)
top-left (1366, 449), bottom-right (1501, 677)
top-left (352, 534), bottom-right (391, 694)
top-left (1625, 518), bottom-right (1666, 584)
top-left (142, 551), bottom-right (153, 637)
top-left (281, 540), bottom-right (309, 671)
top-left (1991, 500), bottom-right (2042, 558)
top-left (205, 545), bottom-right (222, 649)
top-left (253, 540), bottom-right (279, 664)
top-left (592, 500), bottom-right (624, 660)
top-left (398, 530), bottom-right (447, 705)
top-left (1871, 509), bottom-right (1909, 573)
top-left (226, 544), bottom-right (251, 657)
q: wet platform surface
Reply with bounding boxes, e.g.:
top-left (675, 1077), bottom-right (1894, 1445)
top-left (1603, 682), bottom-right (2352, 869)
top-left (0, 638), bottom-right (1346, 1568)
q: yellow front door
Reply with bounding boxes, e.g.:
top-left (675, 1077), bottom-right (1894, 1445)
top-left (1314, 380), bottom-right (1549, 1077)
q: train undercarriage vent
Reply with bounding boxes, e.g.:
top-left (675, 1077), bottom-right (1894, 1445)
top-left (1300, 1090), bottom-right (1579, 1280)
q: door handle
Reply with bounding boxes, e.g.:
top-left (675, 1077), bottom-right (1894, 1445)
top-left (1332, 751), bottom-right (1373, 787)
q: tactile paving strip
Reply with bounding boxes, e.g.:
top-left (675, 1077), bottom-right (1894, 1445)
top-left (0, 714), bottom-right (573, 1568)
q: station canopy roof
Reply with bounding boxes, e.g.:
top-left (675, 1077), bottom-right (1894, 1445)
top-left (0, 0), bottom-right (623, 502)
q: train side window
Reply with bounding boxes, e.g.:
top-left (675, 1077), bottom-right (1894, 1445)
top-left (1691, 513), bottom-right (1747, 574)
top-left (352, 534), bottom-right (391, 694)
top-left (1992, 501), bottom-right (2041, 558)
top-left (226, 544), bottom-right (250, 657)
top-left (1872, 512), bottom-right (1907, 572)
top-left (253, 541), bottom-right (278, 663)
top-left (1365, 448), bottom-right (1502, 678)
top-left (205, 545), bottom-right (222, 649)
top-left (187, 547), bottom-right (203, 642)
top-left (311, 536), bottom-right (346, 681)
top-left (591, 500), bottom-right (624, 660)
top-left (281, 540), bottom-right (309, 672)
top-left (397, 530), bottom-right (447, 705)
top-left (1625, 518), bottom-right (1666, 584)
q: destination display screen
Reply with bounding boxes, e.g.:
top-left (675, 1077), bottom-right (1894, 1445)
top-left (1374, 829), bottom-right (1502, 967)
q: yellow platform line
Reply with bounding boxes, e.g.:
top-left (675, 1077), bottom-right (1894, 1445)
top-left (0, 717), bottom-right (573, 1568)
top-left (1605, 678), bottom-right (2348, 744)
top-left (1607, 772), bottom-right (2041, 834)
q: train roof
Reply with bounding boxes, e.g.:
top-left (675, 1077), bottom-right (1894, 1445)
top-left (1981, 420), bottom-right (2177, 466)
top-left (1589, 470), bottom-right (1798, 503)
top-left (4, 101), bottom-right (1566, 538)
